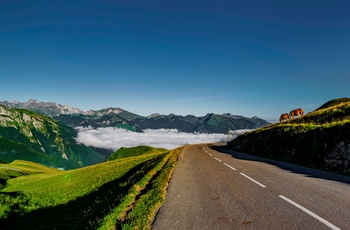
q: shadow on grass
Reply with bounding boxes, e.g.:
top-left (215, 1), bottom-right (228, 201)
top-left (117, 154), bottom-right (171, 229)
top-left (209, 144), bottom-right (350, 185)
top-left (0, 155), bottom-right (165, 230)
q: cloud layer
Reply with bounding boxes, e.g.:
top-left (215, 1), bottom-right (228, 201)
top-left (75, 127), bottom-right (250, 150)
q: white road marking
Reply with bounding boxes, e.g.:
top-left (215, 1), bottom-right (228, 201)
top-left (202, 147), bottom-right (213, 156)
top-left (214, 157), bottom-right (222, 162)
top-left (223, 163), bottom-right (237, 171)
top-left (279, 195), bottom-right (341, 230)
top-left (240, 173), bottom-right (266, 188)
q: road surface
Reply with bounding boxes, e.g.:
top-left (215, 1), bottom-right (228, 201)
top-left (152, 144), bottom-right (350, 230)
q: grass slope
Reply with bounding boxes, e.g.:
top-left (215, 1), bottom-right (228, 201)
top-left (108, 146), bottom-right (168, 161)
top-left (228, 98), bottom-right (350, 175)
top-left (0, 160), bottom-right (60, 189)
top-left (315, 97), bottom-right (350, 111)
top-left (0, 146), bottom-right (181, 229)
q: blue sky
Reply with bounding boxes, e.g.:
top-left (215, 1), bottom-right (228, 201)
top-left (1, 0), bottom-right (349, 122)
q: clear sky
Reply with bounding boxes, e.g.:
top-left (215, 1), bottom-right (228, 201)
top-left (1, 0), bottom-right (349, 122)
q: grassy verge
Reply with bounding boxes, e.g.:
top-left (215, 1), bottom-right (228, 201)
top-left (116, 147), bottom-right (182, 229)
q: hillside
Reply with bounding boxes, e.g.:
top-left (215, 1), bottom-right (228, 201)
top-left (55, 108), bottom-right (143, 131)
top-left (227, 98), bottom-right (350, 175)
top-left (1, 99), bottom-right (270, 133)
top-left (0, 137), bottom-right (79, 170)
top-left (0, 160), bottom-right (60, 188)
top-left (108, 146), bottom-right (168, 161)
top-left (0, 147), bottom-right (180, 229)
top-left (0, 105), bottom-right (104, 169)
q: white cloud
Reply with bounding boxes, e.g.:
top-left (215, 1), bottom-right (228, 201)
top-left (75, 127), bottom-right (251, 150)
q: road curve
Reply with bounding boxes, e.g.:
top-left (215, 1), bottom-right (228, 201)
top-left (152, 143), bottom-right (350, 230)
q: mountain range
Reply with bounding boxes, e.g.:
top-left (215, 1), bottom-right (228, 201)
top-left (0, 99), bottom-right (270, 134)
top-left (0, 99), bottom-right (269, 169)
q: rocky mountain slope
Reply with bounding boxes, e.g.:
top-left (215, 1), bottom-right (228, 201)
top-left (227, 97), bottom-right (350, 175)
top-left (1, 100), bottom-right (270, 133)
top-left (0, 99), bottom-right (84, 117)
top-left (0, 105), bottom-right (104, 169)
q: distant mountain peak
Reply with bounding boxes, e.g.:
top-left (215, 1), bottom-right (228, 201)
top-left (85, 107), bottom-right (137, 118)
top-left (221, 113), bottom-right (243, 119)
top-left (147, 113), bottom-right (161, 119)
top-left (107, 108), bottom-right (122, 115)
top-left (0, 99), bottom-right (85, 117)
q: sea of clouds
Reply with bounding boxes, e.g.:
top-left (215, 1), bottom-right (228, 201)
top-left (75, 127), bottom-right (251, 150)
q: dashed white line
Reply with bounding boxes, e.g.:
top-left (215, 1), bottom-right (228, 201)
top-left (214, 157), bottom-right (222, 162)
top-left (240, 173), bottom-right (266, 188)
top-left (223, 163), bottom-right (236, 171)
top-left (279, 195), bottom-right (341, 230)
top-left (202, 146), bottom-right (341, 229)
top-left (202, 147), bottom-right (211, 155)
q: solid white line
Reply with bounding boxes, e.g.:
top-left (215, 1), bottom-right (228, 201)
top-left (279, 195), bottom-right (341, 230)
top-left (214, 157), bottom-right (222, 162)
top-left (208, 153), bottom-right (213, 156)
top-left (224, 163), bottom-right (236, 171)
top-left (240, 173), bottom-right (266, 188)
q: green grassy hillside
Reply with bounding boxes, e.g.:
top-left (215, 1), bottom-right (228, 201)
top-left (0, 137), bottom-right (79, 169)
top-left (0, 160), bottom-right (60, 189)
top-left (314, 97), bottom-right (350, 111)
top-left (228, 98), bottom-right (350, 175)
top-left (108, 145), bottom-right (168, 161)
top-left (0, 147), bottom-right (181, 229)
top-left (1, 160), bottom-right (60, 175)
top-left (0, 105), bottom-right (104, 169)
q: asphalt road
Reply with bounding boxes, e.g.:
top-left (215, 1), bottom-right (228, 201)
top-left (152, 143), bottom-right (350, 230)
